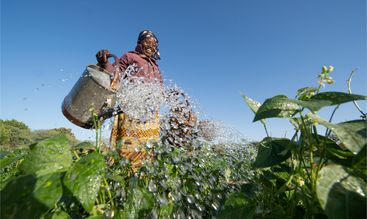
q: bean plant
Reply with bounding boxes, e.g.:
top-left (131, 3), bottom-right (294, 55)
top-left (0, 135), bottom-right (256, 218)
top-left (1, 66), bottom-right (365, 219)
top-left (243, 66), bottom-right (366, 218)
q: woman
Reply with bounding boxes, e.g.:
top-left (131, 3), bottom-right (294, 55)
top-left (96, 30), bottom-right (163, 169)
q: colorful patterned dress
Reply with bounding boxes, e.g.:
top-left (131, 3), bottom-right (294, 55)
top-left (109, 51), bottom-right (163, 169)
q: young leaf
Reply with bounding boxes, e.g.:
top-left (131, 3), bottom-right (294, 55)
top-left (308, 114), bottom-right (366, 154)
top-left (296, 87), bottom-right (318, 100)
top-left (317, 164), bottom-right (367, 219)
top-left (242, 95), bottom-right (266, 125)
top-left (252, 137), bottom-right (294, 168)
top-left (20, 135), bottom-right (73, 176)
top-left (63, 152), bottom-right (106, 213)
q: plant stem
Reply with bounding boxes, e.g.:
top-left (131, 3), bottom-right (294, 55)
top-left (263, 123), bottom-right (270, 137)
top-left (103, 176), bottom-right (115, 208)
top-left (347, 68), bottom-right (366, 118)
top-left (300, 112), bottom-right (317, 216)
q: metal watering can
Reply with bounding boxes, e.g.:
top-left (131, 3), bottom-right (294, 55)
top-left (62, 56), bottom-right (119, 129)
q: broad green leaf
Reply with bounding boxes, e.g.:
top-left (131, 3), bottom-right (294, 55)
top-left (254, 95), bottom-right (301, 121)
top-left (20, 135), bottom-right (73, 176)
top-left (317, 164), bottom-right (367, 219)
top-left (1, 173), bottom-right (62, 219)
top-left (254, 93), bottom-right (366, 122)
top-left (308, 114), bottom-right (366, 154)
top-left (309, 92), bottom-right (367, 108)
top-left (243, 95), bottom-right (266, 125)
top-left (293, 92), bottom-right (367, 112)
top-left (252, 137), bottom-right (294, 168)
top-left (218, 192), bottom-right (256, 219)
top-left (63, 152), bottom-right (106, 212)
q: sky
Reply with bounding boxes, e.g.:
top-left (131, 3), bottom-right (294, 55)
top-left (1, 0), bottom-right (366, 142)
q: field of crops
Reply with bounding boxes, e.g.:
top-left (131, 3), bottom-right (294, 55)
top-left (1, 68), bottom-right (366, 219)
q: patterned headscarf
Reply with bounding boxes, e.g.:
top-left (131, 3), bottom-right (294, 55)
top-left (137, 30), bottom-right (159, 44)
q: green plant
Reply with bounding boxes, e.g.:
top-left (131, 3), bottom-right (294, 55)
top-left (0, 132), bottom-right (256, 218)
top-left (243, 66), bottom-right (366, 218)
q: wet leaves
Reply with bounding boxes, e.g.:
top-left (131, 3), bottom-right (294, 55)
top-left (63, 152), bottom-right (106, 212)
top-left (20, 135), bottom-right (73, 176)
top-left (252, 92), bottom-right (367, 122)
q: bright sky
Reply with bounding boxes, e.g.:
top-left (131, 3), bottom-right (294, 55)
top-left (1, 0), bottom-right (366, 142)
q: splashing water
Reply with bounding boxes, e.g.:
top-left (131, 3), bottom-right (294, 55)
top-left (103, 64), bottom-right (252, 153)
top-left (87, 67), bottom-right (259, 218)
top-left (115, 65), bottom-right (165, 123)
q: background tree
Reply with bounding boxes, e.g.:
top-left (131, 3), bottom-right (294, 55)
top-left (0, 119), bottom-right (79, 148)
top-left (0, 119), bottom-right (32, 148)
top-left (32, 128), bottom-right (79, 146)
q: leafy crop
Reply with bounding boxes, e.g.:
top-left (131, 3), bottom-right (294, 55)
top-left (243, 66), bottom-right (366, 218)
top-left (0, 134), bottom-right (256, 218)
top-left (1, 66), bottom-right (365, 219)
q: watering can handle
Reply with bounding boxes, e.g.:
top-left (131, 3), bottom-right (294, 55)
top-left (107, 54), bottom-right (119, 63)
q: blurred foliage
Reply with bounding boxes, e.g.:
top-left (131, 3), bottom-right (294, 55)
top-left (0, 119), bottom-right (33, 147)
top-left (0, 135), bottom-right (256, 219)
top-left (32, 128), bottom-right (79, 146)
top-left (0, 119), bottom-right (79, 148)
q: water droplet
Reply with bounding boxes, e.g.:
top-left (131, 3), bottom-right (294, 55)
top-left (195, 203), bottom-right (204, 212)
top-left (186, 194), bottom-right (194, 204)
top-left (211, 201), bottom-right (219, 211)
top-left (148, 180), bottom-right (157, 193)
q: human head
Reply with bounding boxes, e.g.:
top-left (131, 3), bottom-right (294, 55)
top-left (136, 30), bottom-right (160, 60)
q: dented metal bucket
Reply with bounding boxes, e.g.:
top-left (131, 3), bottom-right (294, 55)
top-left (62, 65), bottom-right (117, 129)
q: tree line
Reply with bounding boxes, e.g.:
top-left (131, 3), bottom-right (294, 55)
top-left (0, 119), bottom-right (79, 148)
